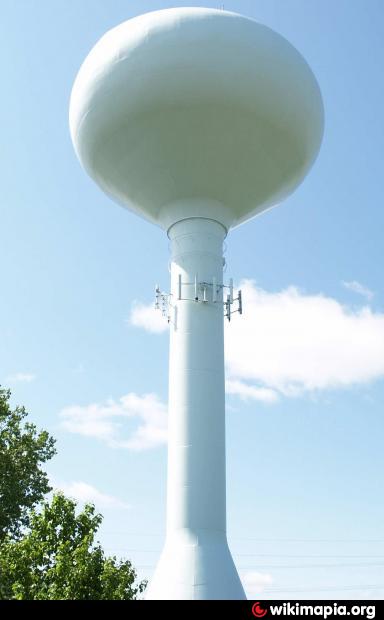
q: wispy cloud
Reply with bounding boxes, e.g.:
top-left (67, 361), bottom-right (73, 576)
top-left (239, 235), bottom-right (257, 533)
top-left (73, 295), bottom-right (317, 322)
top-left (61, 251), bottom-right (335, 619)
top-left (226, 379), bottom-right (279, 403)
top-left (129, 301), bottom-right (168, 334)
top-left (52, 479), bottom-right (129, 509)
top-left (60, 392), bottom-right (167, 451)
top-left (342, 280), bottom-right (374, 301)
top-left (5, 372), bottom-right (36, 384)
top-left (242, 571), bottom-right (273, 597)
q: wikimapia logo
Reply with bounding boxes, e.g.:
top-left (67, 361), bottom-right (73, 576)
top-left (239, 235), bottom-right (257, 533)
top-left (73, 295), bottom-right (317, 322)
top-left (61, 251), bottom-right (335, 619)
top-left (251, 602), bottom-right (376, 619)
top-left (252, 603), bottom-right (268, 618)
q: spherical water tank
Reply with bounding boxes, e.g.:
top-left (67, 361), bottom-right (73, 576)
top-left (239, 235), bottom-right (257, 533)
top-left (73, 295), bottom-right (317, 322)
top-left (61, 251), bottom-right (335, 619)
top-left (69, 7), bottom-right (324, 231)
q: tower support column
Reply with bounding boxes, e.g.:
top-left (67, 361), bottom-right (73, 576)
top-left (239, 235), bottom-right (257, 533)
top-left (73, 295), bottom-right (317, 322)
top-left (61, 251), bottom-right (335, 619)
top-left (145, 216), bottom-right (245, 600)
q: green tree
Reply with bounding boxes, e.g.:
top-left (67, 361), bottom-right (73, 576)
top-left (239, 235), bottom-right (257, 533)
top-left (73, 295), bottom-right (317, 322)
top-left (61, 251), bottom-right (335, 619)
top-left (0, 493), bottom-right (146, 600)
top-left (0, 387), bottom-right (56, 540)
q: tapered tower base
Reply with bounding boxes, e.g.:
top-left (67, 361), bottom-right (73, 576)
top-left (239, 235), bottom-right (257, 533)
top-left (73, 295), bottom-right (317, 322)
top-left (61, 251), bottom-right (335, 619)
top-left (145, 530), bottom-right (246, 600)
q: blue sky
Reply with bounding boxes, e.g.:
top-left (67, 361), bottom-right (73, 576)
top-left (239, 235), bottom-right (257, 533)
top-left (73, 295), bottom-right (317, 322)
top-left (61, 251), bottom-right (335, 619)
top-left (1, 0), bottom-right (384, 600)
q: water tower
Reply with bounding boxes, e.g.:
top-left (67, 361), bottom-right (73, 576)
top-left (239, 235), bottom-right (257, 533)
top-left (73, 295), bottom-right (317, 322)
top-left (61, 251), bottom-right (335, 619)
top-left (69, 7), bottom-right (323, 600)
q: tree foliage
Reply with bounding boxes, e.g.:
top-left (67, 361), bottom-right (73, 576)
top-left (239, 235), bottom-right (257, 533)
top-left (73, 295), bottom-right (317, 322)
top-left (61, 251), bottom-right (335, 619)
top-left (0, 388), bottom-right (145, 600)
top-left (0, 387), bottom-right (56, 540)
top-left (0, 493), bottom-right (146, 600)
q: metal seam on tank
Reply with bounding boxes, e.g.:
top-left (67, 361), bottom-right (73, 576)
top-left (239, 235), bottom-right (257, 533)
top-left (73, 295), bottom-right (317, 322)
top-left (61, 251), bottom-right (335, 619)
top-left (167, 218), bottom-right (228, 238)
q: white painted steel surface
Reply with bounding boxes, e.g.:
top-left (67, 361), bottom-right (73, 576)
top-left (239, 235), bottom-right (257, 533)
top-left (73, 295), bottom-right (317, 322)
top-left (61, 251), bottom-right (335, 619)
top-left (145, 217), bottom-right (245, 600)
top-left (69, 7), bottom-right (324, 232)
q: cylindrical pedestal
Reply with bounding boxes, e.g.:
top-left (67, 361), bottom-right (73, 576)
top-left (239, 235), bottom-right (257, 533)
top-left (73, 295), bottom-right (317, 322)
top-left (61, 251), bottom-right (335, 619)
top-left (145, 217), bottom-right (245, 600)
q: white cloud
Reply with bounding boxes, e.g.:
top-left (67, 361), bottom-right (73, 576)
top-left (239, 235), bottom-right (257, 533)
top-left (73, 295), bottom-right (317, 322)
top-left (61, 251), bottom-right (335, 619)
top-left (60, 392), bottom-right (167, 451)
top-left (225, 280), bottom-right (384, 398)
top-left (6, 372), bottom-right (36, 383)
top-left (226, 379), bottom-right (279, 404)
top-left (342, 280), bottom-right (374, 301)
top-left (129, 301), bottom-right (168, 334)
top-left (242, 571), bottom-right (273, 597)
top-left (131, 282), bottom-right (384, 400)
top-left (52, 480), bottom-right (129, 509)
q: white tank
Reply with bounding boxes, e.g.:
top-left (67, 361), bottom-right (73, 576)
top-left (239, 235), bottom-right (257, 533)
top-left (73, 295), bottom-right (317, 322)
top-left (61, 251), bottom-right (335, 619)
top-left (70, 7), bottom-right (323, 232)
top-left (69, 7), bottom-right (324, 600)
